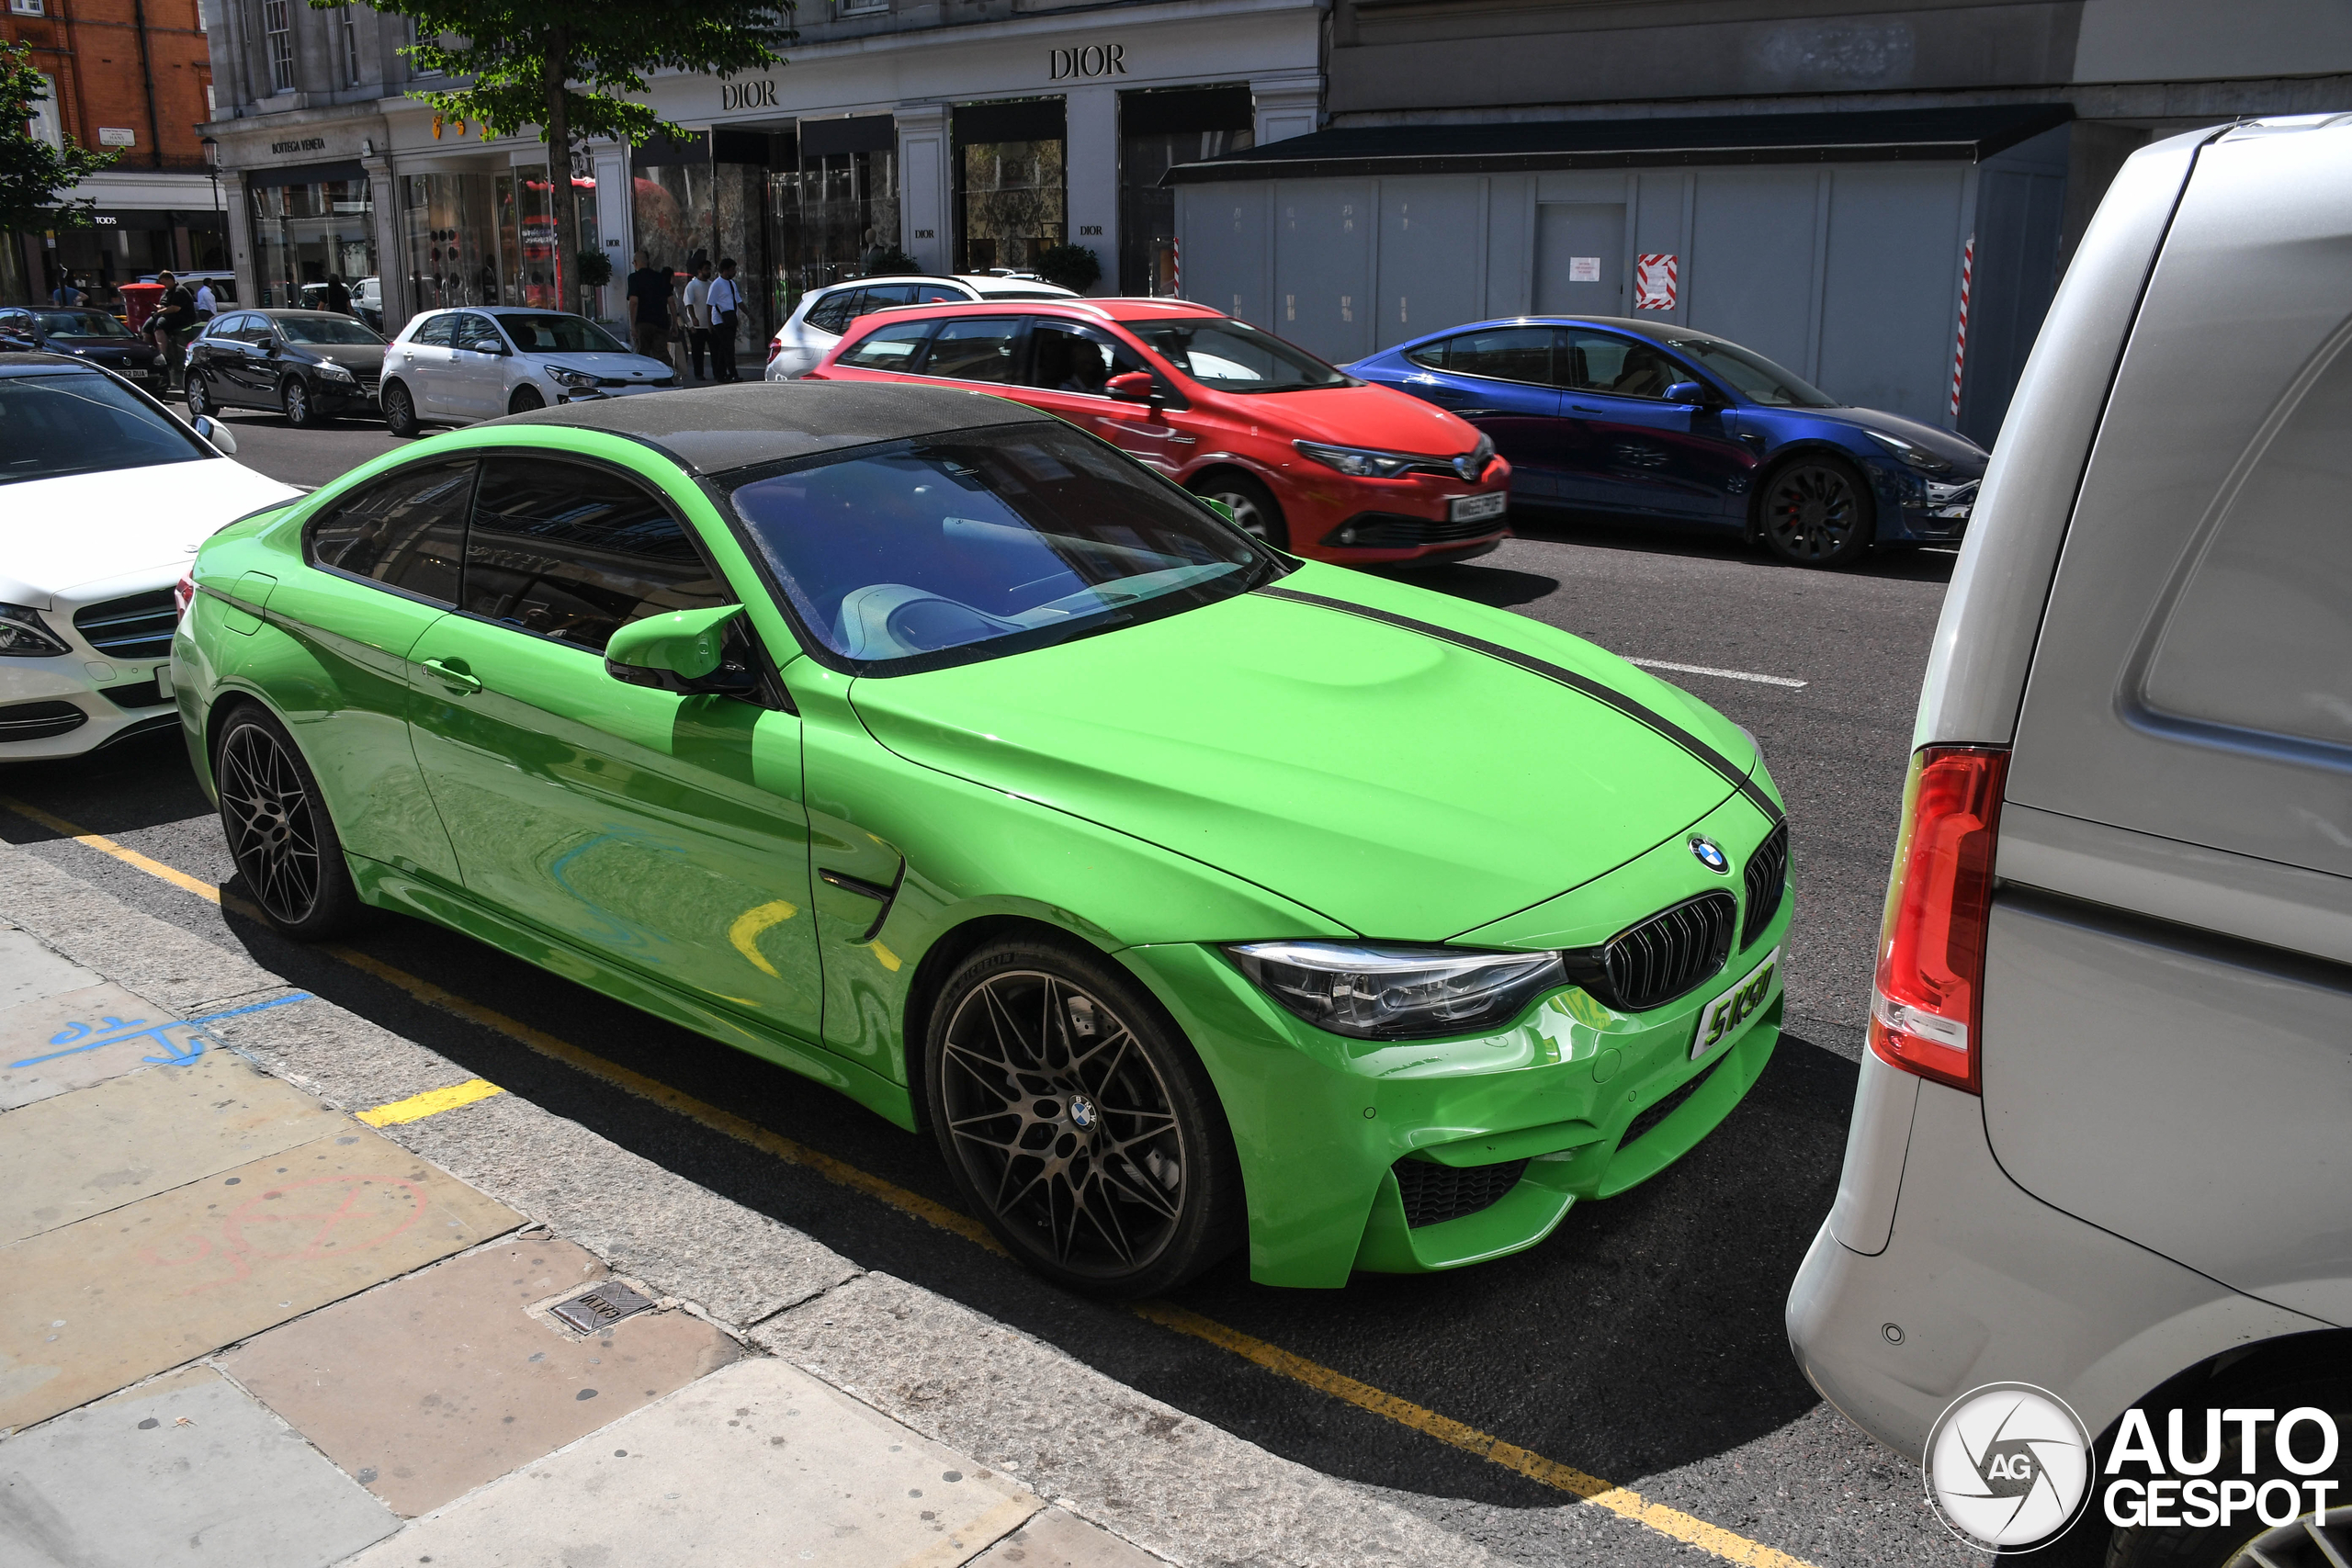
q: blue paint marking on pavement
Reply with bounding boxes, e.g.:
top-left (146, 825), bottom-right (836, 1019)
top-left (8, 990), bottom-right (313, 1069)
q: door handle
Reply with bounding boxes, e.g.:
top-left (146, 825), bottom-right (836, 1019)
top-left (1570, 404), bottom-right (1602, 412)
top-left (420, 657), bottom-right (481, 694)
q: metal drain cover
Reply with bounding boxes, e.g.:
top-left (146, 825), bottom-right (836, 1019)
top-left (550, 1280), bottom-right (653, 1334)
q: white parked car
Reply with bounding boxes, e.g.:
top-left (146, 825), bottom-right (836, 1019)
top-left (380, 307), bottom-right (676, 436)
top-left (0, 352), bottom-right (297, 761)
top-left (765, 274), bottom-right (1077, 380)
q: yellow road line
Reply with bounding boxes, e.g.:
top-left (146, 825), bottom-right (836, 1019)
top-left (3, 796), bottom-right (1819, 1568)
top-left (1131, 1302), bottom-right (1815, 1568)
top-left (356, 1076), bottom-right (505, 1125)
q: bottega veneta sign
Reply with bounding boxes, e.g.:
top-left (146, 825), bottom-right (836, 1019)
top-left (270, 137), bottom-right (326, 154)
top-left (1049, 43), bottom-right (1129, 79)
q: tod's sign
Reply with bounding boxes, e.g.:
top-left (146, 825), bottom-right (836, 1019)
top-left (1049, 43), bottom-right (1130, 79)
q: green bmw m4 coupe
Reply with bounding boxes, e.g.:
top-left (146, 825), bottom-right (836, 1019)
top-left (176, 382), bottom-right (1790, 1295)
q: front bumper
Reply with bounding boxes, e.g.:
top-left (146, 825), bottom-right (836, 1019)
top-left (1272, 457), bottom-right (1516, 566)
top-left (1120, 795), bottom-right (1792, 1288)
top-left (0, 655), bottom-right (180, 761)
top-left (553, 380), bottom-right (676, 404)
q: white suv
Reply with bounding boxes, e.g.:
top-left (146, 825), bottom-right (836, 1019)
top-left (1788, 116), bottom-right (2352, 1567)
top-left (764, 274), bottom-right (1076, 380)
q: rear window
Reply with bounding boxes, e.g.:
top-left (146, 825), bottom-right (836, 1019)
top-left (724, 422), bottom-right (1275, 675)
top-left (0, 371), bottom-right (209, 486)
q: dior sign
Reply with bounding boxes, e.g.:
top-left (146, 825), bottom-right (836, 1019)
top-left (719, 79), bottom-right (779, 111)
top-left (1049, 43), bottom-right (1128, 79)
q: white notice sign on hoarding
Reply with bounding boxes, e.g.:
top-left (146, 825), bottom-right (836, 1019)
top-left (1569, 256), bottom-right (1600, 282)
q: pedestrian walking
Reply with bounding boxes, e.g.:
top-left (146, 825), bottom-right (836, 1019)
top-left (324, 274), bottom-right (352, 316)
top-left (682, 257), bottom-right (713, 381)
top-left (148, 271), bottom-right (199, 392)
top-left (708, 258), bottom-right (744, 383)
top-left (625, 250), bottom-right (672, 360)
top-left (193, 279), bottom-right (218, 322)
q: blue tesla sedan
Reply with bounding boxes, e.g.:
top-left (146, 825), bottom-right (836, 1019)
top-left (1345, 317), bottom-right (1986, 567)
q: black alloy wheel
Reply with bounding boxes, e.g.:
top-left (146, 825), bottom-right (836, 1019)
top-left (183, 370), bottom-right (214, 419)
top-left (281, 375), bottom-right (322, 429)
top-left (213, 705), bottom-right (364, 940)
top-left (381, 379), bottom-right (419, 437)
top-left (1188, 472), bottom-right (1289, 551)
top-left (1760, 457), bottom-right (1873, 568)
top-left (925, 939), bottom-right (1241, 1296)
top-left (508, 384), bottom-right (546, 415)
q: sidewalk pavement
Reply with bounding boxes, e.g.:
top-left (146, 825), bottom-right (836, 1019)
top-left (0, 839), bottom-right (1504, 1568)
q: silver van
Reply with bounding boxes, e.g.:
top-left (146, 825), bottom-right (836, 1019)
top-left (1787, 116), bottom-right (2352, 1566)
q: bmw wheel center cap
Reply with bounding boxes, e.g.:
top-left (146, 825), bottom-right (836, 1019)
top-left (1690, 836), bottom-right (1731, 874)
top-left (1068, 1095), bottom-right (1098, 1133)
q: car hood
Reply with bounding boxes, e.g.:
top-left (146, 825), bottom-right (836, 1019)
top-left (540, 353), bottom-right (673, 379)
top-left (1228, 382), bottom-right (1485, 461)
top-left (845, 563), bottom-right (1758, 941)
top-left (1806, 404), bottom-right (1987, 471)
top-left (0, 457), bottom-right (299, 604)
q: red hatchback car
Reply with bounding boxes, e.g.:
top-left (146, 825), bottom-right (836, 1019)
top-left (807, 299), bottom-right (1512, 566)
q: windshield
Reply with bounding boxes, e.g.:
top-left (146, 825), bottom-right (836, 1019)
top-left (1125, 319), bottom-right (1352, 395)
top-left (728, 422), bottom-right (1274, 674)
top-left (38, 310), bottom-right (130, 339)
top-left (0, 372), bottom-right (209, 485)
top-left (497, 313), bottom-right (626, 355)
top-left (277, 314), bottom-right (385, 346)
top-left (1664, 336), bottom-right (1838, 408)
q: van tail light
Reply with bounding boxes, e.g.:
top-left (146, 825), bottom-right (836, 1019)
top-left (174, 571), bottom-right (197, 623)
top-left (1869, 745), bottom-right (2008, 1095)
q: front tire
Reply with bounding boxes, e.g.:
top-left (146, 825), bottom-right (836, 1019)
top-left (213, 705), bottom-right (365, 940)
top-left (281, 376), bottom-right (322, 429)
top-left (508, 384), bottom-right (546, 415)
top-left (1188, 471), bottom-right (1289, 551)
top-left (381, 379), bottom-right (420, 437)
top-left (184, 371), bottom-right (215, 419)
top-left (1759, 457), bottom-right (1873, 568)
top-left (924, 937), bottom-right (1243, 1297)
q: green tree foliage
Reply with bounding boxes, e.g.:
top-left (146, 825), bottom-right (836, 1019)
top-left (325, 0), bottom-right (795, 308)
top-left (1, 40), bottom-right (119, 233)
top-left (1035, 243), bottom-right (1101, 294)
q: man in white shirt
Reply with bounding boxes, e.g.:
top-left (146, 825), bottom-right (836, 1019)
top-left (707, 258), bottom-right (744, 384)
top-left (681, 258), bottom-right (712, 381)
top-left (193, 281), bottom-right (218, 322)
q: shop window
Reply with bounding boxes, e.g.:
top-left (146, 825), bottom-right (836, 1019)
top-left (402, 173), bottom-right (498, 321)
top-left (1119, 87), bottom-right (1251, 296)
top-left (249, 177), bottom-right (374, 309)
top-left (954, 100), bottom-right (1065, 276)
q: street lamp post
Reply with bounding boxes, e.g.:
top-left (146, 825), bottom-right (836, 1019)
top-left (199, 136), bottom-right (221, 277)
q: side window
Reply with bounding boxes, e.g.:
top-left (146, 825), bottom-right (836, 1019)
top-left (806, 288), bottom-right (863, 335)
top-left (455, 313), bottom-right (501, 351)
top-left (461, 457), bottom-right (729, 653)
top-left (836, 317), bottom-right (935, 371)
top-left (914, 285), bottom-right (966, 303)
top-left (1404, 338), bottom-right (1449, 370)
top-left (1443, 326), bottom-right (1555, 386)
top-left (411, 313), bottom-right (455, 348)
top-left (304, 458), bottom-right (475, 606)
top-left (1569, 330), bottom-right (1682, 399)
top-left (1023, 321), bottom-right (1146, 396)
top-left (922, 317), bottom-right (1023, 384)
top-left (860, 284), bottom-right (919, 310)
top-left (2141, 345), bottom-right (2352, 750)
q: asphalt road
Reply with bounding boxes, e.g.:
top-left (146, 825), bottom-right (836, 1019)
top-left (5, 412), bottom-right (1974, 1567)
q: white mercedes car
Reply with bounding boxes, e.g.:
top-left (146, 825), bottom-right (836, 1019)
top-left (1, 352), bottom-right (298, 760)
top-left (379, 307), bottom-right (677, 435)
top-left (765, 274), bottom-right (1078, 380)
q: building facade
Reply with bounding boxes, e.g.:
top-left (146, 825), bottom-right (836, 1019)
top-left (198, 0), bottom-right (1322, 357)
top-left (5, 0), bottom-right (224, 307)
top-left (1173, 0), bottom-right (2352, 443)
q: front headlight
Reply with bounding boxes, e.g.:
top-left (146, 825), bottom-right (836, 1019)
top-left (1227, 941), bottom-right (1566, 1041)
top-left (548, 366), bottom-right (599, 389)
top-left (316, 362), bottom-right (355, 382)
top-left (1295, 439), bottom-right (1420, 479)
top-left (1863, 429), bottom-right (1953, 475)
top-left (0, 603), bottom-right (72, 657)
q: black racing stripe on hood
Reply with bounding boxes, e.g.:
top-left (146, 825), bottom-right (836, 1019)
top-left (1255, 585), bottom-right (1783, 826)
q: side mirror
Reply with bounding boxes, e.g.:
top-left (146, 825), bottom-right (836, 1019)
top-left (191, 415), bottom-right (237, 454)
top-left (264, 339), bottom-right (281, 356)
top-left (605, 604), bottom-right (752, 694)
top-left (1664, 380), bottom-right (1708, 405)
top-left (467, 337), bottom-right (506, 356)
top-left (1106, 371), bottom-right (1156, 402)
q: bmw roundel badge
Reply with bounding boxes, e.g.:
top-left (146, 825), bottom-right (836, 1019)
top-left (1690, 836), bottom-right (1732, 874)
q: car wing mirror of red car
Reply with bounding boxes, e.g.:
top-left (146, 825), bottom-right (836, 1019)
top-left (1106, 371), bottom-right (1156, 401)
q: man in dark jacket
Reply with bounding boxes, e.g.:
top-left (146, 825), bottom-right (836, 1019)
top-left (324, 274), bottom-right (352, 315)
top-left (625, 250), bottom-right (672, 360)
top-left (149, 271), bottom-right (199, 391)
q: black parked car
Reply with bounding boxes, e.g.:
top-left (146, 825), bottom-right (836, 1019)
top-left (0, 308), bottom-right (165, 393)
top-left (185, 309), bottom-right (389, 428)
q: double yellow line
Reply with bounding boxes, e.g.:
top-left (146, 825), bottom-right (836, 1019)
top-left (2, 793), bottom-right (1817, 1568)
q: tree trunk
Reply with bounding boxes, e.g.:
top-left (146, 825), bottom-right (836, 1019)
top-left (546, 31), bottom-right (577, 319)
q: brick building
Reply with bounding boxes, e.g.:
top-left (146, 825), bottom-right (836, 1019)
top-left (5, 0), bottom-right (228, 307)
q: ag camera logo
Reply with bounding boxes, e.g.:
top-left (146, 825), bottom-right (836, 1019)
top-left (1925, 1383), bottom-right (2093, 1551)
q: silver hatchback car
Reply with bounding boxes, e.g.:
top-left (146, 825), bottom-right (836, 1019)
top-left (1789, 117), bottom-right (2352, 1566)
